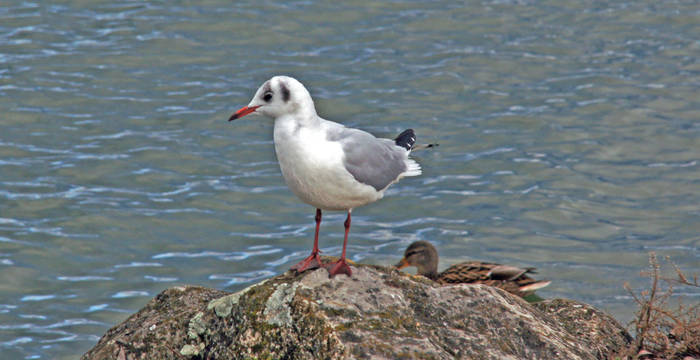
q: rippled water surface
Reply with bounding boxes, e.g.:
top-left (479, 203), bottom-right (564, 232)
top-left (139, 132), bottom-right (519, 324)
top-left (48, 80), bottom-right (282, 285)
top-left (1, 1), bottom-right (699, 358)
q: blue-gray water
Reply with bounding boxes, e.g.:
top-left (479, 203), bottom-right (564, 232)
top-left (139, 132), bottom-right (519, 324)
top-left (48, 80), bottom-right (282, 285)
top-left (1, 1), bottom-right (699, 358)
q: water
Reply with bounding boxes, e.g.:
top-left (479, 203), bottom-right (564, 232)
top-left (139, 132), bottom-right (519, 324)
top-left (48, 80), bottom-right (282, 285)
top-left (1, 1), bottom-right (699, 358)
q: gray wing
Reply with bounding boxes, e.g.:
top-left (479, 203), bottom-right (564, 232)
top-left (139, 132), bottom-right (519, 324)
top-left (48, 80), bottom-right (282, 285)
top-left (486, 265), bottom-right (531, 280)
top-left (329, 127), bottom-right (408, 191)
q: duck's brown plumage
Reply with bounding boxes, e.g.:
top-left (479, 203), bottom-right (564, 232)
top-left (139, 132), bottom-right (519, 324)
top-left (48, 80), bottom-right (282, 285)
top-left (395, 241), bottom-right (551, 297)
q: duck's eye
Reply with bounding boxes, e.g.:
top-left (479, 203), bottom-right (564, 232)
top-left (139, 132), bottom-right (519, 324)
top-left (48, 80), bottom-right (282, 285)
top-left (263, 92), bottom-right (273, 102)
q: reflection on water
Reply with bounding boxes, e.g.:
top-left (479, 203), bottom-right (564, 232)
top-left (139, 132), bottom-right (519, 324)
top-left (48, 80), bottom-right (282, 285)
top-left (1, 0), bottom-right (699, 358)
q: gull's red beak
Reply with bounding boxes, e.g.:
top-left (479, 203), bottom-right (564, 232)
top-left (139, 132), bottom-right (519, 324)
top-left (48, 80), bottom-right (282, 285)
top-left (229, 105), bottom-right (261, 121)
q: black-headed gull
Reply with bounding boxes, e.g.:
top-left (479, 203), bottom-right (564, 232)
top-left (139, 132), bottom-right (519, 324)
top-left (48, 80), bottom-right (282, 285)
top-left (229, 76), bottom-right (425, 277)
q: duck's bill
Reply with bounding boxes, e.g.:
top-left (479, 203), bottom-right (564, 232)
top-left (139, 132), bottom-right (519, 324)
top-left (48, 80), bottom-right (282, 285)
top-left (394, 258), bottom-right (409, 269)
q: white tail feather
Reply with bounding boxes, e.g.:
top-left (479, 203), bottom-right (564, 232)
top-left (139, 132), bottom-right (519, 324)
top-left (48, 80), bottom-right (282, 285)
top-left (404, 158), bottom-right (422, 177)
top-left (519, 280), bottom-right (551, 293)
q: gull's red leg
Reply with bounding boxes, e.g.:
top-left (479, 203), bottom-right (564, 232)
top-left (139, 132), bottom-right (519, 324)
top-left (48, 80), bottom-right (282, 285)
top-left (327, 210), bottom-right (352, 277)
top-left (291, 208), bottom-right (323, 272)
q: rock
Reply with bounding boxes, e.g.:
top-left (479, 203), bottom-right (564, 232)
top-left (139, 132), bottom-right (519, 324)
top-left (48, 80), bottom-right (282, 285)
top-left (81, 262), bottom-right (631, 360)
top-left (534, 298), bottom-right (633, 359)
top-left (80, 286), bottom-right (228, 360)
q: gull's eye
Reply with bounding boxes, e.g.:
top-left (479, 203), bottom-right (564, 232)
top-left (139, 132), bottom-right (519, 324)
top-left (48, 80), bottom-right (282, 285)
top-left (263, 92), bottom-right (273, 102)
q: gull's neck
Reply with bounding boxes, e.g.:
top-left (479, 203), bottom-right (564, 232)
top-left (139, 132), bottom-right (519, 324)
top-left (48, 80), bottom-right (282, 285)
top-left (275, 102), bottom-right (321, 130)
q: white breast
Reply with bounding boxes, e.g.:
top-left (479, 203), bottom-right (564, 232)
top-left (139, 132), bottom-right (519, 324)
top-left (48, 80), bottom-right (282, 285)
top-left (273, 117), bottom-right (382, 210)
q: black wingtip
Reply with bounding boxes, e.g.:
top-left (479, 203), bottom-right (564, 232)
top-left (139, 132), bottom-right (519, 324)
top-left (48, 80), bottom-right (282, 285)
top-left (394, 129), bottom-right (416, 151)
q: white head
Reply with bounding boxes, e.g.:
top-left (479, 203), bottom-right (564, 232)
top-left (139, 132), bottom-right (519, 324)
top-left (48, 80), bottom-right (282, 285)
top-left (229, 76), bottom-right (317, 121)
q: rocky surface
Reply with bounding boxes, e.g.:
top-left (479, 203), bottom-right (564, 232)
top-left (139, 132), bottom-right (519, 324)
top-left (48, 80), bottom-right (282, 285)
top-left (81, 261), bottom-right (632, 360)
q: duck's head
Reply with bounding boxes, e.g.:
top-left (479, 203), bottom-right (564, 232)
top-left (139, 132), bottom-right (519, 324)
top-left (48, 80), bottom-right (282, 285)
top-left (395, 241), bottom-right (439, 279)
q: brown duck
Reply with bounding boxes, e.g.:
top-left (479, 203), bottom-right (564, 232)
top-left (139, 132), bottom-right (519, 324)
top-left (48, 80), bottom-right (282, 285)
top-left (395, 241), bottom-right (551, 297)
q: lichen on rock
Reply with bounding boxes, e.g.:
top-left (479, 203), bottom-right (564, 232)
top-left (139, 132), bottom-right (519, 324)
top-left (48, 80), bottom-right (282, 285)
top-left (179, 343), bottom-right (204, 357)
top-left (187, 311), bottom-right (206, 340)
top-left (207, 279), bottom-right (267, 318)
top-left (263, 282), bottom-right (299, 326)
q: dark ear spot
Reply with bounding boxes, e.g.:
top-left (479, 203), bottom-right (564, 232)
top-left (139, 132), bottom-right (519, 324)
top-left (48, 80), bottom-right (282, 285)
top-left (280, 83), bottom-right (290, 102)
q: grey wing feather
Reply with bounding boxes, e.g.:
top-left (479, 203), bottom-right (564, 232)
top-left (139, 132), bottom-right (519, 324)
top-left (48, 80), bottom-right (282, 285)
top-left (331, 127), bottom-right (408, 191)
top-left (487, 265), bottom-right (530, 280)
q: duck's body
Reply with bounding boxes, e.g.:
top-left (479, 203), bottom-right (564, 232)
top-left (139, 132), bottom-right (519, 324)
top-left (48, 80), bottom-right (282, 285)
top-left (433, 261), bottom-right (549, 297)
top-left (396, 241), bottom-right (550, 297)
